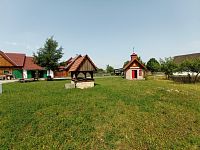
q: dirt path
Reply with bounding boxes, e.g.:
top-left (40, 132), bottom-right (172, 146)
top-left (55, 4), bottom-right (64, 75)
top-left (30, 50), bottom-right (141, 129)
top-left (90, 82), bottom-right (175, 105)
top-left (0, 80), bottom-right (19, 84)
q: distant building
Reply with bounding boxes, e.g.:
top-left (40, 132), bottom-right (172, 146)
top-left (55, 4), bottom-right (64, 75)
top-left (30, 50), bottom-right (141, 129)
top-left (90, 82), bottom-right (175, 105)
top-left (114, 68), bottom-right (123, 76)
top-left (55, 54), bottom-right (97, 80)
top-left (173, 53), bottom-right (200, 76)
top-left (123, 52), bottom-right (147, 80)
top-left (173, 53), bottom-right (200, 64)
top-left (0, 50), bottom-right (46, 79)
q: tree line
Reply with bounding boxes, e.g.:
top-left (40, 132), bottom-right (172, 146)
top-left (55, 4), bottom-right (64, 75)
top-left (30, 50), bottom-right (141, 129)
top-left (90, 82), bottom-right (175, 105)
top-left (146, 57), bottom-right (200, 83)
top-left (33, 36), bottom-right (200, 83)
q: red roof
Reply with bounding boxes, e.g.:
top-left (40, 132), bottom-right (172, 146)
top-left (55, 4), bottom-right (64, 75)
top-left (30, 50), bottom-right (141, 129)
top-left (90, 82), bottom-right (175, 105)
top-left (23, 57), bottom-right (43, 70)
top-left (131, 52), bottom-right (137, 56)
top-left (0, 51), bottom-right (43, 70)
top-left (5, 53), bottom-right (26, 66)
top-left (69, 56), bottom-right (85, 72)
top-left (68, 55), bottom-right (97, 72)
top-left (124, 57), bottom-right (147, 71)
top-left (58, 66), bottom-right (65, 69)
top-left (65, 55), bottom-right (82, 70)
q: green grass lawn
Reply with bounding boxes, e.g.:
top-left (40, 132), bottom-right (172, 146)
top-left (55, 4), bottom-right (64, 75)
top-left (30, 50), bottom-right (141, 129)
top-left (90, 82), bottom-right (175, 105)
top-left (0, 78), bottom-right (200, 149)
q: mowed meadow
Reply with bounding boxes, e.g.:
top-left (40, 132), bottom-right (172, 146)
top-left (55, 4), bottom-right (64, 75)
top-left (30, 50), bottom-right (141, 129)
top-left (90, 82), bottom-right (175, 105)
top-left (0, 77), bottom-right (200, 149)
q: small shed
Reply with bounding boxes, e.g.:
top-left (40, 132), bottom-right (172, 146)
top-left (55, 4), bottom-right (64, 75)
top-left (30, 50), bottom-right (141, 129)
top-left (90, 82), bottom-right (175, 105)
top-left (66, 55), bottom-right (97, 89)
top-left (67, 55), bottom-right (97, 80)
top-left (123, 52), bottom-right (147, 80)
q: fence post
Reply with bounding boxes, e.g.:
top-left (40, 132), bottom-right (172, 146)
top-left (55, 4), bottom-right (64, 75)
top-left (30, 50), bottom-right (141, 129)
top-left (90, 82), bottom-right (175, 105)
top-left (0, 83), bottom-right (2, 94)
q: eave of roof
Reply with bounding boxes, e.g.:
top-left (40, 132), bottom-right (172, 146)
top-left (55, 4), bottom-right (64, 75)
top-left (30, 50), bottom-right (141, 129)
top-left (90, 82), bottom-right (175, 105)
top-left (65, 55), bottom-right (82, 70)
top-left (23, 57), bottom-right (43, 70)
top-left (68, 55), bottom-right (97, 72)
top-left (0, 51), bottom-right (18, 66)
top-left (5, 53), bottom-right (26, 66)
top-left (123, 58), bottom-right (147, 70)
top-left (174, 53), bottom-right (200, 64)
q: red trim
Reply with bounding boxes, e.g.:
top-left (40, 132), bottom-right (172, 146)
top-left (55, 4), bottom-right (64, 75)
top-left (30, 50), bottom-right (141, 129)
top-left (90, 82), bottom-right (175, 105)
top-left (132, 70), bottom-right (135, 79)
top-left (139, 69), bottom-right (142, 76)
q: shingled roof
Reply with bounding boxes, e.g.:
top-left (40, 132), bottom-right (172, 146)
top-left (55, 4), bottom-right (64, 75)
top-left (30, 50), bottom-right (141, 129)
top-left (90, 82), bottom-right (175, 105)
top-left (0, 50), bottom-right (43, 70)
top-left (65, 55), bottom-right (82, 70)
top-left (66, 55), bottom-right (97, 72)
top-left (5, 53), bottom-right (26, 66)
top-left (174, 53), bottom-right (200, 64)
top-left (69, 56), bottom-right (86, 72)
top-left (23, 57), bottom-right (43, 70)
top-left (123, 58), bottom-right (147, 70)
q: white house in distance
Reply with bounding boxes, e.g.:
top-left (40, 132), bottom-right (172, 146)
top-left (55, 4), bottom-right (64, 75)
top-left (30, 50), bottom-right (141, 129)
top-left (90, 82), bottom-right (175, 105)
top-left (123, 52), bottom-right (147, 80)
top-left (173, 53), bottom-right (200, 76)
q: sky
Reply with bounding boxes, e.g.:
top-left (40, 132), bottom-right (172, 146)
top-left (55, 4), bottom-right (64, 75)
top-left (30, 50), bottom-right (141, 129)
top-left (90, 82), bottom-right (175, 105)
top-left (0, 0), bottom-right (200, 69)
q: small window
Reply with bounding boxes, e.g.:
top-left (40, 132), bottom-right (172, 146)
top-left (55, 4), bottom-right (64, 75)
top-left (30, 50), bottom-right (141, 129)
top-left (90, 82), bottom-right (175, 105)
top-left (139, 70), bottom-right (142, 76)
top-left (4, 70), bottom-right (10, 74)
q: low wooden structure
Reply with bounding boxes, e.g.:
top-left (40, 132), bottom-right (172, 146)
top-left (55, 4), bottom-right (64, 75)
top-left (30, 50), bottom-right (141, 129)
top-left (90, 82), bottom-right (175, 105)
top-left (65, 55), bottom-right (97, 89)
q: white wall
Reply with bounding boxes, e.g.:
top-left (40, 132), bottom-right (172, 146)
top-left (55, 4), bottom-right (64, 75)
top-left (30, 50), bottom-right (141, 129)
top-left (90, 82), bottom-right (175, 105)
top-left (47, 70), bottom-right (54, 78)
top-left (173, 72), bottom-right (199, 76)
top-left (23, 70), bottom-right (27, 79)
top-left (125, 69), bottom-right (132, 80)
top-left (125, 68), bottom-right (144, 80)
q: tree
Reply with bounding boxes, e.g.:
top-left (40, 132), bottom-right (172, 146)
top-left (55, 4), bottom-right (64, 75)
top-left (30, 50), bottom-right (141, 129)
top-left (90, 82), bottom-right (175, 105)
top-left (123, 56), bottom-right (145, 68)
top-left (146, 58), bottom-right (160, 73)
top-left (97, 68), bottom-right (105, 73)
top-left (160, 57), bottom-right (177, 79)
top-left (59, 61), bottom-right (66, 66)
top-left (123, 60), bottom-right (129, 68)
top-left (33, 36), bottom-right (63, 75)
top-left (179, 58), bottom-right (200, 83)
top-left (106, 65), bottom-right (114, 73)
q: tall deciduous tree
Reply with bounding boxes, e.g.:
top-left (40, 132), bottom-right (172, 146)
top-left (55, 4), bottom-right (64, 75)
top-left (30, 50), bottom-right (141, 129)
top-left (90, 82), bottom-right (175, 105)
top-left (106, 65), bottom-right (114, 73)
top-left (146, 58), bottom-right (160, 73)
top-left (160, 57), bottom-right (177, 79)
top-left (33, 36), bottom-right (63, 75)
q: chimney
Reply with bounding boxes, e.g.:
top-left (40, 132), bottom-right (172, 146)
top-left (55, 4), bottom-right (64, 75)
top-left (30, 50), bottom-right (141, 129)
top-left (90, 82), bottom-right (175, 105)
top-left (131, 53), bottom-right (138, 61)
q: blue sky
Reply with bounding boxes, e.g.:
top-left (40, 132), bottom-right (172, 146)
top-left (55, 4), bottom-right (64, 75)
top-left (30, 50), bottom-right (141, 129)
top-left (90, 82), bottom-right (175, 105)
top-left (0, 0), bottom-right (200, 69)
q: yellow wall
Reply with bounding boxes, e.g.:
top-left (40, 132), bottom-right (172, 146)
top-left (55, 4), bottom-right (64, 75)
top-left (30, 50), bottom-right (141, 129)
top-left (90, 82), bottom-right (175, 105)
top-left (0, 54), bottom-right (13, 67)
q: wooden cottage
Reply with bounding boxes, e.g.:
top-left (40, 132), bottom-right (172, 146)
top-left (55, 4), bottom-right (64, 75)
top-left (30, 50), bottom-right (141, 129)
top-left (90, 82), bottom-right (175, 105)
top-left (66, 55), bottom-right (97, 81)
top-left (123, 52), bottom-right (147, 80)
top-left (0, 50), bottom-right (46, 79)
top-left (64, 54), bottom-right (97, 89)
top-left (55, 54), bottom-right (97, 80)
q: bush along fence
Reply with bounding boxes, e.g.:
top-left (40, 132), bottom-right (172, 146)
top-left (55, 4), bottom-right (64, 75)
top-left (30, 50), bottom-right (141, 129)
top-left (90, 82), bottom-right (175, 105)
top-left (171, 75), bottom-right (200, 83)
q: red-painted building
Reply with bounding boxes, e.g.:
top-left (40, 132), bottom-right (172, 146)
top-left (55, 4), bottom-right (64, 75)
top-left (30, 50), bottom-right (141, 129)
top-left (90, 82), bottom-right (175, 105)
top-left (123, 53), bottom-right (147, 80)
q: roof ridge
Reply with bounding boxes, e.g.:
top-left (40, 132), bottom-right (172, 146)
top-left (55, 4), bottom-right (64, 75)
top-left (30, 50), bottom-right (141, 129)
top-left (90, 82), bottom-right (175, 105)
top-left (174, 53), bottom-right (200, 57)
top-left (123, 58), bottom-right (147, 70)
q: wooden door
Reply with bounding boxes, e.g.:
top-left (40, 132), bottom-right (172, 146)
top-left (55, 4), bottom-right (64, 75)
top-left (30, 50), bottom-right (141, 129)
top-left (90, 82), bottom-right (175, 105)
top-left (132, 70), bottom-right (137, 79)
top-left (132, 70), bottom-right (135, 79)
